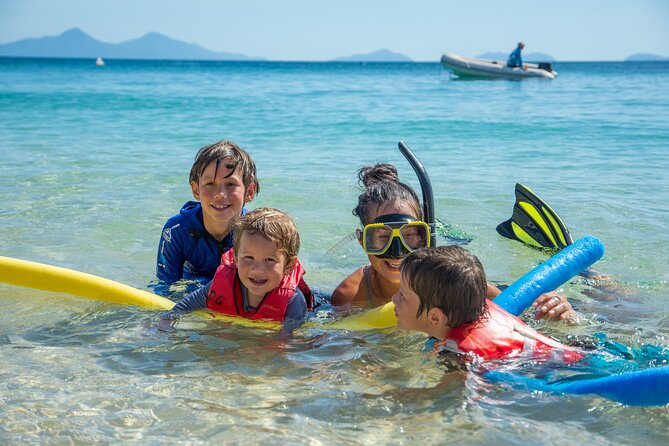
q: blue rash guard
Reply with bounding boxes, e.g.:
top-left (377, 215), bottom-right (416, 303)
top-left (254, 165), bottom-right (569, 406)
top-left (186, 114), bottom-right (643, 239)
top-left (507, 47), bottom-right (523, 68)
top-left (156, 201), bottom-right (247, 284)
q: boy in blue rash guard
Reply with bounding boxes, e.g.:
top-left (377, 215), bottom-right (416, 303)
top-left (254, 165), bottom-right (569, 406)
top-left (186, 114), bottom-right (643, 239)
top-left (156, 140), bottom-right (258, 286)
top-left (507, 42), bottom-right (526, 69)
top-left (164, 207), bottom-right (313, 327)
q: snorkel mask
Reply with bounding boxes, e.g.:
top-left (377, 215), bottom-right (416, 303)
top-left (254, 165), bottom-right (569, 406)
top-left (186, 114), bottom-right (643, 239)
top-left (359, 213), bottom-right (430, 259)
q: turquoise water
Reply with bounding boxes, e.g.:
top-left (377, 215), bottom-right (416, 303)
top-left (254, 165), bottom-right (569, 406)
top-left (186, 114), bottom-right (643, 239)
top-left (1, 58), bottom-right (668, 443)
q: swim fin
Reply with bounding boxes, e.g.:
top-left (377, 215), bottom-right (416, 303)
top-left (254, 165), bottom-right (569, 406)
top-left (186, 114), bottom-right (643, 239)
top-left (496, 183), bottom-right (573, 250)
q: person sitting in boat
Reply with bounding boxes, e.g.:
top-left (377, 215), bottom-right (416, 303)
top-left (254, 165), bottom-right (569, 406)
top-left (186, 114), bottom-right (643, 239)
top-left (164, 207), bottom-right (314, 325)
top-left (507, 42), bottom-right (527, 70)
top-left (330, 163), bottom-right (578, 322)
top-left (393, 245), bottom-right (583, 362)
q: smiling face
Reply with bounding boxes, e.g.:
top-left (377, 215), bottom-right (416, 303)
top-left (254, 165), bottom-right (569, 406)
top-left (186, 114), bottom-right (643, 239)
top-left (191, 160), bottom-right (256, 240)
top-left (234, 231), bottom-right (294, 306)
top-left (363, 201), bottom-right (420, 286)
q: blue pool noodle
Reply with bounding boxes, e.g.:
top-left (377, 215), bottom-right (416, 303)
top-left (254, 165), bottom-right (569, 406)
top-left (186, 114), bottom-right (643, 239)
top-left (489, 235), bottom-right (669, 406)
top-left (493, 235), bottom-right (605, 316)
top-left (485, 366), bottom-right (669, 406)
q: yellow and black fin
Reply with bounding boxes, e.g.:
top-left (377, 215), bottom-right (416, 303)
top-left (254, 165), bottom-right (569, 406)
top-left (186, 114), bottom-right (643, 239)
top-left (496, 183), bottom-right (573, 250)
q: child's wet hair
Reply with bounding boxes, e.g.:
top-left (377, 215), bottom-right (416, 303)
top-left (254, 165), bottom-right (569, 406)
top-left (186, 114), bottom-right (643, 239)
top-left (401, 246), bottom-right (488, 327)
top-left (353, 163), bottom-right (422, 224)
top-left (233, 207), bottom-right (300, 262)
top-left (189, 140), bottom-right (259, 193)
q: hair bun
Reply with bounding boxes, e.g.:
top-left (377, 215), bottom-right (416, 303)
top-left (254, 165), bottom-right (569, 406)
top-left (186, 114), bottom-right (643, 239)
top-left (358, 163), bottom-right (400, 187)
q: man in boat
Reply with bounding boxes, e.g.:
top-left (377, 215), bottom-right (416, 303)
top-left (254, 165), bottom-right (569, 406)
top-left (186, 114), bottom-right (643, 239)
top-left (507, 42), bottom-right (526, 70)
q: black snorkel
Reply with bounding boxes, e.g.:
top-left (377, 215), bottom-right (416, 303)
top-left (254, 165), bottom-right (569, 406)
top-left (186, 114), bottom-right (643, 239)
top-left (398, 141), bottom-right (437, 247)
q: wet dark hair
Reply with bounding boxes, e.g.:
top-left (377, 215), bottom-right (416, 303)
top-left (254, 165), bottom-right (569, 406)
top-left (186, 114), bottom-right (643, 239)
top-left (353, 163), bottom-right (422, 225)
top-left (189, 140), bottom-right (259, 194)
top-left (401, 246), bottom-right (488, 327)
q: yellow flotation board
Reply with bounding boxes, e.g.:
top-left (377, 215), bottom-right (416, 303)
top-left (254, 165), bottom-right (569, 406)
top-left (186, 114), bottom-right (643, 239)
top-left (321, 301), bottom-right (397, 330)
top-left (0, 255), bottom-right (397, 331)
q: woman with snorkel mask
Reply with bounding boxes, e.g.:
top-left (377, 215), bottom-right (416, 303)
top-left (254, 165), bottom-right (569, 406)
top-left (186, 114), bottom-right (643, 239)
top-left (331, 163), bottom-right (442, 307)
top-left (332, 143), bottom-right (579, 323)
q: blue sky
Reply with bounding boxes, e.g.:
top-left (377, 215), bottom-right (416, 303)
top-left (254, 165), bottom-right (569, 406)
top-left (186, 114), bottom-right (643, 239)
top-left (1, 0), bottom-right (668, 61)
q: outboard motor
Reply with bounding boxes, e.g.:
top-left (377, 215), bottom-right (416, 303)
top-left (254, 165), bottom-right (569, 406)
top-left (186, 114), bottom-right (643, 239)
top-left (538, 62), bottom-right (553, 73)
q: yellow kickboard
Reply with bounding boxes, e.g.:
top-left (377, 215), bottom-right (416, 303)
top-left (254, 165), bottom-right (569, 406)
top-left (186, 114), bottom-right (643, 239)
top-left (320, 301), bottom-right (397, 330)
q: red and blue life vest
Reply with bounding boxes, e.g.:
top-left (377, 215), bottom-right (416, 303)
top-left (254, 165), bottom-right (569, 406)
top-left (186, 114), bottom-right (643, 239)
top-left (206, 250), bottom-right (313, 322)
top-left (433, 300), bottom-right (583, 363)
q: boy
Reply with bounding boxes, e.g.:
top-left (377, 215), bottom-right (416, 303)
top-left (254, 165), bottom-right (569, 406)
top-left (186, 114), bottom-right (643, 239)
top-left (156, 140), bottom-right (258, 284)
top-left (165, 207), bottom-right (313, 323)
top-left (392, 246), bottom-right (582, 362)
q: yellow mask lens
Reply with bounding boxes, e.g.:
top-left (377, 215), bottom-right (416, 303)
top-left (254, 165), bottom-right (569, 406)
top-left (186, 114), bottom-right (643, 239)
top-left (362, 221), bottom-right (430, 255)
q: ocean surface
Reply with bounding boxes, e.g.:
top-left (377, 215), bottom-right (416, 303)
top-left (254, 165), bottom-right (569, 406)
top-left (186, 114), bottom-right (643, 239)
top-left (1, 57), bottom-right (668, 444)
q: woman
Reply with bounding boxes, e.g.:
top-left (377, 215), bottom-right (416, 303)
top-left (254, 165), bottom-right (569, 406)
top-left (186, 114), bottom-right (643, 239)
top-left (332, 163), bottom-right (578, 322)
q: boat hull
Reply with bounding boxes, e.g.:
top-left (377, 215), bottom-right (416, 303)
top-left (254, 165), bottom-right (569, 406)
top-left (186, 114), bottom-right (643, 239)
top-left (440, 52), bottom-right (557, 80)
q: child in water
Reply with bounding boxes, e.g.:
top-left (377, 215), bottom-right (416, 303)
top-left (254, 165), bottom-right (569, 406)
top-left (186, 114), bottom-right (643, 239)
top-left (392, 246), bottom-right (669, 408)
top-left (332, 163), bottom-right (577, 322)
top-left (156, 140), bottom-right (258, 284)
top-left (392, 246), bottom-right (583, 362)
top-left (164, 207), bottom-right (313, 324)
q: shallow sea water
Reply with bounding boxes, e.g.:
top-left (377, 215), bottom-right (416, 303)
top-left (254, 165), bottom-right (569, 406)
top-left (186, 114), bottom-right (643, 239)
top-left (1, 58), bottom-right (668, 444)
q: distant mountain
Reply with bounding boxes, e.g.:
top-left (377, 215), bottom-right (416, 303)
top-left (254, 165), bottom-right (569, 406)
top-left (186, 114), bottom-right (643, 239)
top-left (625, 53), bottom-right (669, 61)
top-left (332, 48), bottom-right (413, 62)
top-left (0, 28), bottom-right (262, 61)
top-left (476, 51), bottom-right (555, 62)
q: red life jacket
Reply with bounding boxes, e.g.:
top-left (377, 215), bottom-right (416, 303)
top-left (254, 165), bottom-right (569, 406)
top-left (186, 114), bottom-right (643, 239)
top-left (206, 250), bottom-right (313, 322)
top-left (433, 300), bottom-right (583, 363)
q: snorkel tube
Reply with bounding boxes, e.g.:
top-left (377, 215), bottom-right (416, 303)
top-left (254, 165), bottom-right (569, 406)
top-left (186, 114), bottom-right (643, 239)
top-left (398, 141), bottom-right (437, 247)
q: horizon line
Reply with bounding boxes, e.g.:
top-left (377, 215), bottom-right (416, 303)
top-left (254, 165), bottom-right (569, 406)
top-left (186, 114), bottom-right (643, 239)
top-left (0, 55), bottom-right (661, 64)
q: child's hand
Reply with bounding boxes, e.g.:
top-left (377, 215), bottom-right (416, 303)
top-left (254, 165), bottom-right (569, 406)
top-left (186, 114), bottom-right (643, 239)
top-left (531, 292), bottom-right (581, 324)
